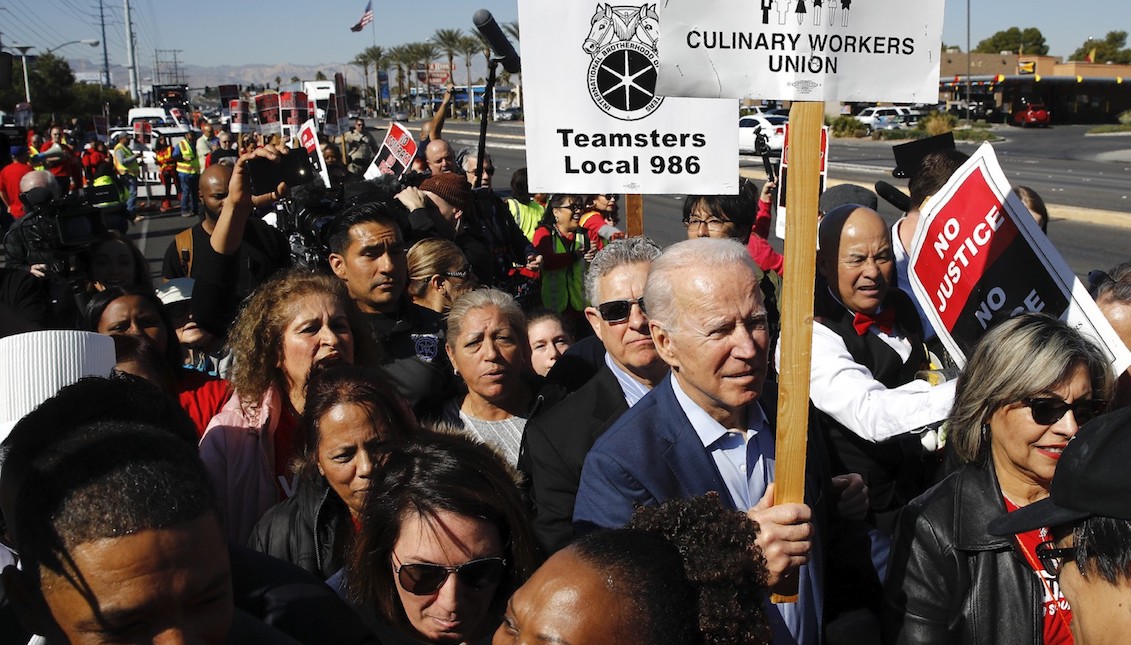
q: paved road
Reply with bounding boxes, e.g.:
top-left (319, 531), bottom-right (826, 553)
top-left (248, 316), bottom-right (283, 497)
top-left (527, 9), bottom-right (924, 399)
top-left (434, 119), bottom-right (1131, 279)
top-left (10, 119), bottom-right (1123, 284)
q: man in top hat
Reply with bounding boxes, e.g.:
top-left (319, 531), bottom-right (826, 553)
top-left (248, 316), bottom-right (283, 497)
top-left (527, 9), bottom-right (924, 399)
top-left (802, 203), bottom-right (956, 531)
top-left (989, 406), bottom-right (1131, 645)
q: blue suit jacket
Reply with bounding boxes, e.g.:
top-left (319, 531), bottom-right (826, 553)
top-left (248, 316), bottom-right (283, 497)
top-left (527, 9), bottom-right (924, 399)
top-left (574, 375), bottom-right (829, 531)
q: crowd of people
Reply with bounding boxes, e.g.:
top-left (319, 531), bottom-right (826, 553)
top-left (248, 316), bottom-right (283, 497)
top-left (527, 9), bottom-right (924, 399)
top-left (1, 108), bottom-right (1130, 645)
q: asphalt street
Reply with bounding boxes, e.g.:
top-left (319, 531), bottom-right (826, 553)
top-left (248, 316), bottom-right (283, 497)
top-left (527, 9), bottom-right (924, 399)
top-left (15, 119), bottom-right (1125, 283)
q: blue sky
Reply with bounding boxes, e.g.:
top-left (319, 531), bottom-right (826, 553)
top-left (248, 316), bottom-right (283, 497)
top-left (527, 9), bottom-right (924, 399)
top-left (3, 0), bottom-right (1118, 71)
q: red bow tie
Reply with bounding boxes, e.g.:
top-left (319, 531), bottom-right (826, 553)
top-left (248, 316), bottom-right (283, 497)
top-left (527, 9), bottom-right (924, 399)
top-left (852, 308), bottom-right (896, 336)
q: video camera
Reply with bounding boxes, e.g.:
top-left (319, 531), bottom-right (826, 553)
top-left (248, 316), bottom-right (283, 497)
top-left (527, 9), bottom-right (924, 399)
top-left (272, 182), bottom-right (340, 269)
top-left (3, 184), bottom-right (131, 277)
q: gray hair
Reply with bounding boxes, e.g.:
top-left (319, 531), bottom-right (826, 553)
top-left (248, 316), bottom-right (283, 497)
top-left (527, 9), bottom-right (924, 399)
top-left (949, 312), bottom-right (1113, 464)
top-left (644, 238), bottom-right (760, 332)
top-left (455, 147), bottom-right (490, 174)
top-left (446, 288), bottom-right (528, 347)
top-left (584, 236), bottom-right (662, 305)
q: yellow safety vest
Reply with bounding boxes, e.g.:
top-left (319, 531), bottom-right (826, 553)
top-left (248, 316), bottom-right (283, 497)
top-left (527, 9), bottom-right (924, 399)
top-left (507, 198), bottom-right (543, 242)
top-left (113, 142), bottom-right (140, 176)
top-left (176, 139), bottom-right (200, 174)
top-left (29, 145), bottom-right (44, 171)
top-left (541, 231), bottom-right (587, 313)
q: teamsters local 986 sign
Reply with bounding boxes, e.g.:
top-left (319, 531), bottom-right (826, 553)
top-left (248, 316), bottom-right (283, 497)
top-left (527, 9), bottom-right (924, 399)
top-left (655, 0), bottom-right (945, 102)
top-left (518, 0), bottom-right (738, 194)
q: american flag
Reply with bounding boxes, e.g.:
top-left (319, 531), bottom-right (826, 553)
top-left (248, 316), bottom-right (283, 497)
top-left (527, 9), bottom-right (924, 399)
top-left (350, 1), bottom-right (373, 32)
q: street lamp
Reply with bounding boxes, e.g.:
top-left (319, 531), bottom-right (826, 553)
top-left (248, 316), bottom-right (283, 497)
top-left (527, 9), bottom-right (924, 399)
top-left (10, 40), bottom-right (100, 104)
top-left (13, 45), bottom-right (33, 105)
top-left (45, 39), bottom-right (100, 55)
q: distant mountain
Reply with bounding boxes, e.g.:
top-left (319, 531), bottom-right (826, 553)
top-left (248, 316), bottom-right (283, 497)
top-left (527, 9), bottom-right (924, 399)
top-left (65, 57), bottom-right (496, 89)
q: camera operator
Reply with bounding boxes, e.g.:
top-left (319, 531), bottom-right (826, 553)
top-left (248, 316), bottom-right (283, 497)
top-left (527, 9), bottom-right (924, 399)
top-left (162, 163), bottom-right (289, 336)
top-left (3, 168), bottom-right (132, 325)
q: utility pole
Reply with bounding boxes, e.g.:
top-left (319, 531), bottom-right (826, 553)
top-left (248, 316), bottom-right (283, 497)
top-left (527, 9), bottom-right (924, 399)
top-left (124, 0), bottom-right (141, 104)
top-left (99, 0), bottom-right (111, 87)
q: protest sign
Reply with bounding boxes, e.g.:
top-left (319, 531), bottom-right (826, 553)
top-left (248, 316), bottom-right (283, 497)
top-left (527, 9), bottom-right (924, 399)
top-left (364, 122), bottom-right (418, 180)
top-left (334, 73), bottom-right (350, 133)
top-left (132, 120), bottom-right (153, 146)
top-left (654, 0), bottom-right (944, 103)
top-left (324, 94), bottom-right (342, 137)
top-left (908, 142), bottom-right (1131, 373)
top-left (517, 0), bottom-right (738, 194)
top-left (255, 93), bottom-right (281, 136)
top-left (230, 100), bottom-right (251, 134)
top-left (92, 115), bottom-right (109, 141)
top-left (218, 85), bottom-right (240, 119)
top-left (298, 118), bottom-right (331, 188)
top-left (774, 124), bottom-right (828, 240)
top-left (280, 91), bottom-right (310, 143)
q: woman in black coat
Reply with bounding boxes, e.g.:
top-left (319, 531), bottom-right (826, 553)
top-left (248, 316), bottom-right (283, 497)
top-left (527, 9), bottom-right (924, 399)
top-left (250, 364), bottom-right (419, 579)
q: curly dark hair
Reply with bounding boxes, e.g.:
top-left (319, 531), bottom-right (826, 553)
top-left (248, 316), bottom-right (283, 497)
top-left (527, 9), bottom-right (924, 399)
top-left (226, 268), bottom-right (374, 416)
top-left (591, 493), bottom-right (772, 645)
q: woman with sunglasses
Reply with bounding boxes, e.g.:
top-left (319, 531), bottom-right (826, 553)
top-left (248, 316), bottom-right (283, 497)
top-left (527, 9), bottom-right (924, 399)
top-left (346, 428), bottom-right (541, 645)
top-left (579, 193), bottom-right (624, 251)
top-left (883, 313), bottom-right (1113, 644)
top-left (532, 195), bottom-right (593, 330)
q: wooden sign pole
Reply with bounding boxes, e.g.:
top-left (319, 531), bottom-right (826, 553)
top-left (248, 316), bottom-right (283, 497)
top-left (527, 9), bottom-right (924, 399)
top-left (770, 100), bottom-right (824, 603)
top-left (625, 193), bottom-right (644, 237)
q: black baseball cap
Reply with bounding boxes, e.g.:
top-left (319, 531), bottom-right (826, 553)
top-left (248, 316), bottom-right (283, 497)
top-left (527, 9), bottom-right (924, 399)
top-left (988, 406), bottom-right (1131, 536)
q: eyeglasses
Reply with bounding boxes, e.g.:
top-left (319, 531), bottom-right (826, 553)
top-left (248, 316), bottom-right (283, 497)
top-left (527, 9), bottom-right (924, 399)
top-left (597, 297), bottom-right (646, 323)
top-left (601, 194), bottom-right (619, 200)
top-left (1035, 540), bottom-right (1076, 579)
top-left (467, 166), bottom-right (496, 176)
top-left (554, 203), bottom-right (584, 214)
top-left (393, 553), bottom-right (507, 595)
top-left (684, 217), bottom-right (731, 232)
top-left (1023, 397), bottom-right (1106, 426)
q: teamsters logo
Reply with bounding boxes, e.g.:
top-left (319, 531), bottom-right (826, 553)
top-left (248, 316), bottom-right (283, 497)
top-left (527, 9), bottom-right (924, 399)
top-left (582, 4), bottom-right (664, 121)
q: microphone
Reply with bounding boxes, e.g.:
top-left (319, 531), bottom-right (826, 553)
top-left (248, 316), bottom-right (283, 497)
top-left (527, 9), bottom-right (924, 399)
top-left (473, 9), bottom-right (521, 74)
top-left (875, 180), bottom-right (912, 213)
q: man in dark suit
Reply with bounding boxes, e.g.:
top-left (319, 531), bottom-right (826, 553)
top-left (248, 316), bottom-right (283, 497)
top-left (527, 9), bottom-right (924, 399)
top-left (519, 237), bottom-right (668, 554)
top-left (574, 238), bottom-right (850, 644)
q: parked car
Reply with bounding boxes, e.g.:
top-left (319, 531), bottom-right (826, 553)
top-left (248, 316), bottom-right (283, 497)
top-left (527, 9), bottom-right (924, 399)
top-left (854, 106), bottom-right (911, 133)
top-left (392, 110), bottom-right (410, 121)
top-left (1012, 104), bottom-right (1051, 127)
top-left (498, 107), bottom-right (523, 121)
top-left (738, 114), bottom-right (787, 156)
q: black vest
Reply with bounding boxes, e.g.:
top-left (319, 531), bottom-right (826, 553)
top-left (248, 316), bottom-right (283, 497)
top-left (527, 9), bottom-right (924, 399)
top-left (813, 286), bottom-right (935, 533)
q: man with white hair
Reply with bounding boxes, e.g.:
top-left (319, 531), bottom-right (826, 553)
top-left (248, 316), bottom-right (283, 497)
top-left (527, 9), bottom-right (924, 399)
top-left (575, 237), bottom-right (860, 644)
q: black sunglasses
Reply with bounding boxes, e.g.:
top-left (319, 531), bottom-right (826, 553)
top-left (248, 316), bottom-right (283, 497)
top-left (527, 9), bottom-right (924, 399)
top-left (554, 202), bottom-right (584, 214)
top-left (1023, 397), bottom-right (1106, 426)
top-left (1035, 540), bottom-right (1076, 579)
top-left (393, 554), bottom-right (506, 595)
top-left (597, 297), bottom-right (645, 323)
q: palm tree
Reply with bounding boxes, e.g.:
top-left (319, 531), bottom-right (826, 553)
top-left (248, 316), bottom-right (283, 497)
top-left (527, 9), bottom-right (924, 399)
top-left (432, 28), bottom-right (464, 85)
top-left (458, 35), bottom-right (480, 120)
top-left (503, 21), bottom-right (522, 109)
top-left (387, 45), bottom-right (413, 108)
top-left (363, 46), bottom-right (386, 113)
top-left (351, 51), bottom-right (373, 110)
top-left (411, 41), bottom-right (441, 117)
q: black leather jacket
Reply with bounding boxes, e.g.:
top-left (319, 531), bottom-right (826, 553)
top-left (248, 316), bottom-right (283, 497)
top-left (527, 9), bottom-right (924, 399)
top-left (882, 459), bottom-right (1041, 644)
top-left (250, 481), bottom-right (351, 580)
